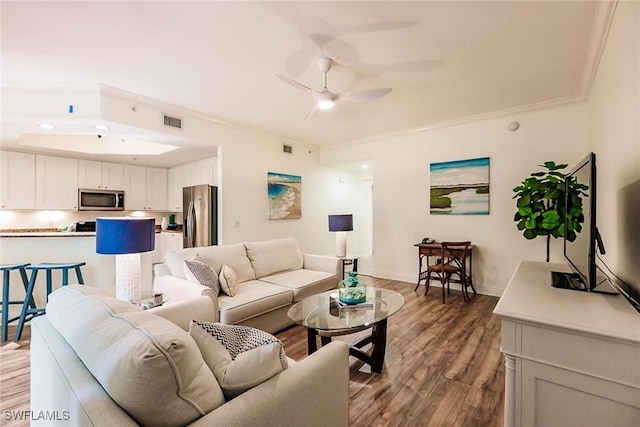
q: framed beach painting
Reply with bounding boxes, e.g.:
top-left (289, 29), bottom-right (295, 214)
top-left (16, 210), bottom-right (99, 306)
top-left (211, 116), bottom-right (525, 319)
top-left (267, 172), bottom-right (302, 219)
top-left (430, 157), bottom-right (490, 215)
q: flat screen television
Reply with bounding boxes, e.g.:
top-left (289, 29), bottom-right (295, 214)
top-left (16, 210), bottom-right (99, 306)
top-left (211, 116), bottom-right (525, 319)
top-left (552, 152), bottom-right (612, 292)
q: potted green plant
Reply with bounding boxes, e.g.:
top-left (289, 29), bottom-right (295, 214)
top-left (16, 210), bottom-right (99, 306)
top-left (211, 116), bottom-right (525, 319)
top-left (512, 161), bottom-right (588, 262)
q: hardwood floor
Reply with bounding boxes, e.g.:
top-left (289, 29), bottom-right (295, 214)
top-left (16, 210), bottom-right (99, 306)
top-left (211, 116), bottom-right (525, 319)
top-left (0, 326), bottom-right (31, 427)
top-left (0, 277), bottom-right (504, 426)
top-left (278, 277), bottom-right (504, 427)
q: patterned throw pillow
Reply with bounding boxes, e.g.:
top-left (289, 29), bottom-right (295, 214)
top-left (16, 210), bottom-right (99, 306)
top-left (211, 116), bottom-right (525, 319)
top-left (184, 253), bottom-right (220, 296)
top-left (218, 264), bottom-right (238, 297)
top-left (189, 320), bottom-right (289, 399)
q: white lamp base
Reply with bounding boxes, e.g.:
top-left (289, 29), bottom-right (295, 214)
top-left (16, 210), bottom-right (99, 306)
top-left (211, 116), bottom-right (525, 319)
top-left (115, 253), bottom-right (141, 302)
top-left (335, 231), bottom-right (347, 258)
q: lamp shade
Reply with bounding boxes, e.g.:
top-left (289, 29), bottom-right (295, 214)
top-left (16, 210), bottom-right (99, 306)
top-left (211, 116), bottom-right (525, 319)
top-left (328, 214), bottom-right (353, 232)
top-left (96, 217), bottom-right (155, 254)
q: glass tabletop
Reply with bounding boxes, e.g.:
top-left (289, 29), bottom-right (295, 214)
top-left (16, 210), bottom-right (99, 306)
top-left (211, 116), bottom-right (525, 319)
top-left (287, 287), bottom-right (404, 332)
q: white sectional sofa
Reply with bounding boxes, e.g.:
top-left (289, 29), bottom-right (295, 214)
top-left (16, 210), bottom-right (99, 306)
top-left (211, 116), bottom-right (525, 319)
top-left (154, 237), bottom-right (341, 333)
top-left (31, 285), bottom-right (350, 426)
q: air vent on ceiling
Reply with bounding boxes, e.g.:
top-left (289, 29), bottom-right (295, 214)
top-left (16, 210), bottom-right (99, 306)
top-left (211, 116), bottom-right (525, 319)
top-left (163, 114), bottom-right (183, 129)
top-left (283, 144), bottom-right (293, 154)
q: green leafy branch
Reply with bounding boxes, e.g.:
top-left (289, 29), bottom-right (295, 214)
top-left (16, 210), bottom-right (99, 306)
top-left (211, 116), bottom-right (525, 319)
top-left (512, 161), bottom-right (588, 261)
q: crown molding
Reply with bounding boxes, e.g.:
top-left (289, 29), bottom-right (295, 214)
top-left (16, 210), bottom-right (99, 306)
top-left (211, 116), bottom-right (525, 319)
top-left (579, 0), bottom-right (618, 101)
top-left (322, 94), bottom-right (585, 151)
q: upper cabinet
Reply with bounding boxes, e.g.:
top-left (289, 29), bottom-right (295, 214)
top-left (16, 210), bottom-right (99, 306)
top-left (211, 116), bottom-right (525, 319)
top-left (124, 165), bottom-right (167, 211)
top-left (167, 157), bottom-right (217, 213)
top-left (0, 151), bottom-right (36, 209)
top-left (146, 167), bottom-right (168, 211)
top-left (35, 155), bottom-right (79, 210)
top-left (79, 160), bottom-right (124, 190)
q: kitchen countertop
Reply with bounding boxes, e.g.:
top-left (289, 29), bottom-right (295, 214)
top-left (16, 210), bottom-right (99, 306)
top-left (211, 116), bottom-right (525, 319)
top-left (0, 225), bottom-right (183, 237)
top-left (0, 228), bottom-right (183, 237)
top-left (0, 231), bottom-right (97, 237)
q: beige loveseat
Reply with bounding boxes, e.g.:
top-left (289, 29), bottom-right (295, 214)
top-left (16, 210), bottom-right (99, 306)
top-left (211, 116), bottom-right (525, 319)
top-left (153, 237), bottom-right (341, 333)
top-left (31, 285), bottom-right (350, 426)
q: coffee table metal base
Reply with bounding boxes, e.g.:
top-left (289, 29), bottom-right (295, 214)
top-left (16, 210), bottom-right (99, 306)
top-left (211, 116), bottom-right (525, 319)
top-left (306, 318), bottom-right (388, 374)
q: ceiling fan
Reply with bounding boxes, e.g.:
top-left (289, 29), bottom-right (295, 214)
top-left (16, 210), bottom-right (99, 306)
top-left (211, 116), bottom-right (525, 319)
top-left (276, 56), bottom-right (392, 118)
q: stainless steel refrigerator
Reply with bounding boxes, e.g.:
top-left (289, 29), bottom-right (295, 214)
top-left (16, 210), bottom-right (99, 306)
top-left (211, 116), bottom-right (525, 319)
top-left (183, 184), bottom-right (218, 248)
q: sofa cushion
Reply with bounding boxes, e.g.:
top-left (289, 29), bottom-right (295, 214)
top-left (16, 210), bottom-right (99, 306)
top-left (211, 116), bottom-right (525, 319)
top-left (260, 269), bottom-right (338, 301)
top-left (45, 285), bottom-right (225, 427)
top-left (218, 264), bottom-right (239, 296)
top-left (244, 237), bottom-right (303, 279)
top-left (165, 243), bottom-right (256, 283)
top-left (218, 280), bottom-right (292, 325)
top-left (184, 253), bottom-right (220, 296)
top-left (189, 320), bottom-right (288, 399)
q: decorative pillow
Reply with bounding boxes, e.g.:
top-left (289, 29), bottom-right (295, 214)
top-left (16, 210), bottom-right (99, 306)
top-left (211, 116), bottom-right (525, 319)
top-left (244, 237), bottom-right (303, 278)
top-left (189, 320), bottom-right (289, 399)
top-left (184, 253), bottom-right (220, 296)
top-left (218, 264), bottom-right (238, 296)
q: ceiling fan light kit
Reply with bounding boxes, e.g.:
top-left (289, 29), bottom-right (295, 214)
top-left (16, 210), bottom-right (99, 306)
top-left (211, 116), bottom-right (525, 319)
top-left (316, 91), bottom-right (335, 110)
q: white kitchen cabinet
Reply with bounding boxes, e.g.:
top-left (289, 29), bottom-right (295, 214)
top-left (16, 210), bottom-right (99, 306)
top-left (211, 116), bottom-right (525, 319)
top-left (0, 151), bottom-right (36, 209)
top-left (123, 165), bottom-right (147, 210)
top-left (102, 162), bottom-right (125, 190)
top-left (198, 157), bottom-right (218, 186)
top-left (146, 167), bottom-right (167, 211)
top-left (167, 157), bottom-right (217, 213)
top-left (161, 232), bottom-right (183, 260)
top-left (35, 155), bottom-right (79, 210)
top-left (78, 160), bottom-right (102, 189)
top-left (153, 231), bottom-right (184, 264)
top-left (124, 165), bottom-right (167, 211)
top-left (79, 161), bottom-right (124, 190)
top-left (167, 167), bottom-right (184, 212)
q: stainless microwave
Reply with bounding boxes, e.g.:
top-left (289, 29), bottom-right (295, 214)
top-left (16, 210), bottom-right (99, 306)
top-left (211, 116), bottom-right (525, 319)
top-left (78, 189), bottom-right (125, 211)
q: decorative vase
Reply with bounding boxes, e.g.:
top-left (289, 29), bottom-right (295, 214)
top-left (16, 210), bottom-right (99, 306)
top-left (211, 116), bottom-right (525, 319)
top-left (338, 271), bottom-right (367, 304)
top-left (168, 214), bottom-right (176, 225)
top-left (161, 217), bottom-right (169, 231)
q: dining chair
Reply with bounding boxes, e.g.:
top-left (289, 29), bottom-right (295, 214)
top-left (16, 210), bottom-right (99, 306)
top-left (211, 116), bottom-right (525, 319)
top-left (425, 241), bottom-right (473, 303)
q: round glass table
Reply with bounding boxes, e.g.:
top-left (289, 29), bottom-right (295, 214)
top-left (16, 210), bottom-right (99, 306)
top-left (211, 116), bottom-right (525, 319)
top-left (287, 287), bottom-right (404, 373)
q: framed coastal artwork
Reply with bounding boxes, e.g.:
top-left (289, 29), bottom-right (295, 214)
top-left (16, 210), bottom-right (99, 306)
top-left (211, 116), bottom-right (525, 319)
top-left (429, 157), bottom-right (490, 215)
top-left (267, 172), bottom-right (302, 219)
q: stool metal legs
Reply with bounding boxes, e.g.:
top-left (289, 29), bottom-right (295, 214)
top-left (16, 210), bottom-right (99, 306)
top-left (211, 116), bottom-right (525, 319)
top-left (0, 264), bottom-right (32, 342)
top-left (14, 262), bottom-right (86, 341)
top-left (14, 270), bottom-right (44, 341)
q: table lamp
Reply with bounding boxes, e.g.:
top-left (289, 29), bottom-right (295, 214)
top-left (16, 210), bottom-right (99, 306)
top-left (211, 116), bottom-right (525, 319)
top-left (96, 217), bottom-right (155, 302)
top-left (328, 214), bottom-right (353, 257)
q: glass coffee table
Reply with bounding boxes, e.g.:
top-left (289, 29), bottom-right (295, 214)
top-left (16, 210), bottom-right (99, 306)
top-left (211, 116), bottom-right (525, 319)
top-left (287, 287), bottom-right (404, 373)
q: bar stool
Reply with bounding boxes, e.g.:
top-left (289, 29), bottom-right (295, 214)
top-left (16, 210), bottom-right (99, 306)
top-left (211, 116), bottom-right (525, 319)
top-left (0, 263), bottom-right (36, 342)
top-left (14, 262), bottom-right (86, 341)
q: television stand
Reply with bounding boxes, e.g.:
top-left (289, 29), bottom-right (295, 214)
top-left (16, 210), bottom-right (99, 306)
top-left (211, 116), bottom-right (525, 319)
top-left (494, 261), bottom-right (640, 427)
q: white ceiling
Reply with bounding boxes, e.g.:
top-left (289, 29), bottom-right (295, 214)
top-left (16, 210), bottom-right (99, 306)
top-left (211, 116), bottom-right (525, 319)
top-left (1, 1), bottom-right (606, 167)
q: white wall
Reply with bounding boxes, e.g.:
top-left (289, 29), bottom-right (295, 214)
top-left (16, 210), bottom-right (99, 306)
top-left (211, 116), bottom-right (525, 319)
top-left (216, 129), bottom-right (371, 257)
top-left (321, 103), bottom-right (589, 295)
top-left (587, 1), bottom-right (640, 297)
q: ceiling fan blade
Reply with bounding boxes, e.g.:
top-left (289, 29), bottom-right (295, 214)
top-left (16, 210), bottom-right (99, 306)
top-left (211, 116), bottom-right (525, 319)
top-left (276, 74), bottom-right (315, 92)
top-left (341, 88), bottom-right (392, 102)
top-left (304, 105), bottom-right (318, 119)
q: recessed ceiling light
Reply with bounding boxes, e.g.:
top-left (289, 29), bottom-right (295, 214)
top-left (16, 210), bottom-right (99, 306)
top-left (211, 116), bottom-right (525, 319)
top-left (362, 164), bottom-right (369, 169)
top-left (38, 123), bottom-right (54, 130)
top-left (94, 124), bottom-right (110, 131)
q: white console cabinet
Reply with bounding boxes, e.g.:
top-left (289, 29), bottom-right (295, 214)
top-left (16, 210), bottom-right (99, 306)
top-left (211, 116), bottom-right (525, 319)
top-left (494, 261), bottom-right (640, 427)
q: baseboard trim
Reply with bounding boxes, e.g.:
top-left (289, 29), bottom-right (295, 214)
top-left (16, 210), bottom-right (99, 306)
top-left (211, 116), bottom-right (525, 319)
top-left (371, 269), bottom-right (505, 297)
